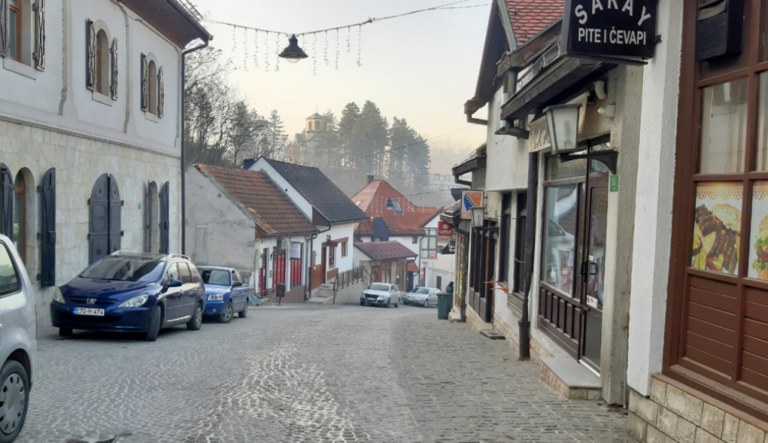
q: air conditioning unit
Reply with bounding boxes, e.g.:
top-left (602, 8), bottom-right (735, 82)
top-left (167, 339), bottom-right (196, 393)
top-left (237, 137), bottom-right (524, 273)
top-left (280, 239), bottom-right (291, 250)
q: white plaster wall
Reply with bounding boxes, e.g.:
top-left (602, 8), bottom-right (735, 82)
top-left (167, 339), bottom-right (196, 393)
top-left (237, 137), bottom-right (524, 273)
top-left (312, 224), bottom-right (355, 273)
top-left (626, 0), bottom-right (684, 396)
top-left (250, 159), bottom-right (314, 219)
top-left (184, 168), bottom-right (256, 271)
top-left (485, 88), bottom-right (529, 192)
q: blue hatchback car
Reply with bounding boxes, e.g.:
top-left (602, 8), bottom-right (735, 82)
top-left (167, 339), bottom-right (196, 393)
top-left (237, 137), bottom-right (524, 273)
top-left (198, 267), bottom-right (252, 323)
top-left (50, 253), bottom-right (207, 341)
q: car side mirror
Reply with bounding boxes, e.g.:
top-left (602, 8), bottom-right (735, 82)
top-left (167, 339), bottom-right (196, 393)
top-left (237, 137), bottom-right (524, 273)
top-left (168, 280), bottom-right (183, 288)
top-left (233, 281), bottom-right (243, 287)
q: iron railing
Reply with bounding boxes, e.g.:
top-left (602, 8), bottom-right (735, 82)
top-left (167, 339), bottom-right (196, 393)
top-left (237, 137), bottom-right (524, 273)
top-left (332, 266), bottom-right (364, 304)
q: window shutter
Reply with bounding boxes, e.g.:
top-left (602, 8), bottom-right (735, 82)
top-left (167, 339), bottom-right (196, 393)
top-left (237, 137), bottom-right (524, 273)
top-left (140, 53), bottom-right (148, 112)
top-left (0, 0), bottom-right (8, 58)
top-left (110, 38), bottom-right (118, 100)
top-left (89, 174), bottom-right (109, 264)
top-left (0, 164), bottom-right (13, 238)
top-left (86, 20), bottom-right (96, 90)
top-left (40, 168), bottom-right (55, 287)
top-left (33, 0), bottom-right (45, 71)
top-left (157, 66), bottom-right (164, 118)
top-left (159, 182), bottom-right (169, 254)
top-left (108, 175), bottom-right (122, 255)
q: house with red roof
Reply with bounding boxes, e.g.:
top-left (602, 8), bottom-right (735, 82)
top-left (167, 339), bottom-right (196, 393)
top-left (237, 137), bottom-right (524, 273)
top-left (185, 164), bottom-right (318, 303)
top-left (352, 178), bottom-right (452, 291)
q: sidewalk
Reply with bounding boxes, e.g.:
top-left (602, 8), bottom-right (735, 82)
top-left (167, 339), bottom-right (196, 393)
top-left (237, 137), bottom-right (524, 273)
top-left (391, 314), bottom-right (627, 442)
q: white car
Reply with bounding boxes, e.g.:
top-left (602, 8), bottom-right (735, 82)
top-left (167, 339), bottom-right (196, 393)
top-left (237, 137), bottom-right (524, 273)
top-left (0, 234), bottom-right (37, 442)
top-left (360, 283), bottom-right (401, 308)
top-left (405, 287), bottom-right (439, 307)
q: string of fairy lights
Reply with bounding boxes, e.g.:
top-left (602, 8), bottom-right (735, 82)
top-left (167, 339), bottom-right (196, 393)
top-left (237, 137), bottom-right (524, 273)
top-left (202, 0), bottom-right (490, 75)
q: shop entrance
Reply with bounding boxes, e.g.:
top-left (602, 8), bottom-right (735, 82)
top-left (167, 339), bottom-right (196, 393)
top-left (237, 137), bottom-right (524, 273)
top-left (539, 140), bottom-right (609, 373)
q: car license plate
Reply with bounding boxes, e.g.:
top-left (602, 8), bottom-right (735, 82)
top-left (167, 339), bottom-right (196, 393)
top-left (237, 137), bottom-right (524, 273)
top-left (74, 307), bottom-right (105, 316)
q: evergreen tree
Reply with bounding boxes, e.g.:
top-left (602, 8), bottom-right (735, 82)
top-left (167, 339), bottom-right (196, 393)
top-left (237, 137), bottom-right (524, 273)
top-left (407, 135), bottom-right (432, 193)
top-left (338, 102), bottom-right (361, 167)
top-left (389, 117), bottom-right (417, 189)
top-left (357, 101), bottom-right (389, 176)
top-left (314, 110), bottom-right (340, 167)
top-left (267, 110), bottom-right (288, 161)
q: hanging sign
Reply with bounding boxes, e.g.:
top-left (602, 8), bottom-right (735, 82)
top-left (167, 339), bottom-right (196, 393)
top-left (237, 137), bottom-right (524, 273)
top-left (461, 191), bottom-right (484, 220)
top-left (561, 0), bottom-right (658, 61)
top-left (438, 221), bottom-right (454, 238)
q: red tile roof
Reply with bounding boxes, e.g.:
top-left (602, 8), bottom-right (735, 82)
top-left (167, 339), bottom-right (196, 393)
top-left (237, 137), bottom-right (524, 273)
top-left (354, 241), bottom-right (418, 261)
top-left (351, 181), bottom-right (442, 236)
top-left (505, 0), bottom-right (563, 46)
top-left (407, 262), bottom-right (419, 273)
top-left (196, 164), bottom-right (317, 237)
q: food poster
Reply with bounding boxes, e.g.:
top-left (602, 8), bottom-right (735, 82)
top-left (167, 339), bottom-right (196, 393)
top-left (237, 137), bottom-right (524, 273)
top-left (749, 182), bottom-right (768, 280)
top-left (692, 182), bottom-right (743, 275)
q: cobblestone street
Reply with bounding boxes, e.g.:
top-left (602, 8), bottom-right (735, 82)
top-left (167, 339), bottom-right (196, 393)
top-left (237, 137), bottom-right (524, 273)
top-left (19, 305), bottom-right (626, 443)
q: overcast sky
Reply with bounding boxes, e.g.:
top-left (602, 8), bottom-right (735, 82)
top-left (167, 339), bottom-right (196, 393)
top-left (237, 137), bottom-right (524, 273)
top-left (191, 0), bottom-right (491, 165)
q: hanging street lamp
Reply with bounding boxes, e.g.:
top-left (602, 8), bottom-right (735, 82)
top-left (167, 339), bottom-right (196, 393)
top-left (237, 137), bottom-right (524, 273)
top-left (543, 104), bottom-right (582, 154)
top-left (278, 34), bottom-right (308, 63)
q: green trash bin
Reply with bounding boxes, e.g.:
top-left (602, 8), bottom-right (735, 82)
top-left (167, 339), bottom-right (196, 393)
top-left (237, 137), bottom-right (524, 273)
top-left (437, 293), bottom-right (451, 320)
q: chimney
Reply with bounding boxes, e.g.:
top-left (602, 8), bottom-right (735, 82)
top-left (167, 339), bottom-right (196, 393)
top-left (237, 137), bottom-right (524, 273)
top-left (367, 173), bottom-right (375, 184)
top-left (243, 159), bottom-right (256, 170)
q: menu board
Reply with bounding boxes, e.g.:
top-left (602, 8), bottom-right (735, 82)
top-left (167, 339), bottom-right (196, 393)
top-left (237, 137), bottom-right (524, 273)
top-left (691, 182), bottom-right (743, 276)
top-left (749, 182), bottom-right (768, 280)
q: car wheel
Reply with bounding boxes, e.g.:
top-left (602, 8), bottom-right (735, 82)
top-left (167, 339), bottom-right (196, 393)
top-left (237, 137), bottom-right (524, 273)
top-left (219, 302), bottom-right (234, 324)
top-left (360, 300), bottom-right (365, 306)
top-left (386, 298), bottom-right (391, 308)
top-left (58, 328), bottom-right (73, 337)
top-left (424, 299), bottom-right (429, 308)
top-left (144, 305), bottom-right (162, 342)
top-left (0, 360), bottom-right (29, 443)
top-left (239, 302), bottom-right (248, 318)
top-left (187, 304), bottom-right (203, 331)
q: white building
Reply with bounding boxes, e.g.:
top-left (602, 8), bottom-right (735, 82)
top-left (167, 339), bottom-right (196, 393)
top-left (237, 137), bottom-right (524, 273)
top-left (0, 0), bottom-right (210, 325)
top-left (285, 113), bottom-right (323, 167)
top-left (246, 157), bottom-right (369, 293)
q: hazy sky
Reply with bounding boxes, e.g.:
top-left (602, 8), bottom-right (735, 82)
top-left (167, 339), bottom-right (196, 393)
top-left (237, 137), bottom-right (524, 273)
top-left (191, 0), bottom-right (490, 158)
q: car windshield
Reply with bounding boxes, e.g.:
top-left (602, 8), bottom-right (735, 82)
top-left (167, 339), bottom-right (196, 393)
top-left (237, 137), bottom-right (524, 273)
top-left (414, 288), bottom-right (431, 294)
top-left (201, 269), bottom-right (231, 286)
top-left (368, 283), bottom-right (390, 291)
top-left (80, 257), bottom-right (165, 282)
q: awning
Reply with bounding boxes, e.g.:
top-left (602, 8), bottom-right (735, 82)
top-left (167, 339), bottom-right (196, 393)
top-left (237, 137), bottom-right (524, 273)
top-left (407, 262), bottom-right (419, 273)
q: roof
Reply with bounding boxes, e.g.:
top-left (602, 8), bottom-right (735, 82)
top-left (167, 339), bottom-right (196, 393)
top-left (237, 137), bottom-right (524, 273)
top-left (407, 262), bottom-right (419, 273)
top-left (307, 113), bottom-right (323, 119)
top-left (260, 158), bottom-right (369, 225)
top-left (354, 241), bottom-right (418, 261)
top-left (352, 181), bottom-right (442, 236)
top-left (196, 164), bottom-right (317, 237)
top-left (120, 0), bottom-right (212, 48)
top-left (505, 0), bottom-right (563, 46)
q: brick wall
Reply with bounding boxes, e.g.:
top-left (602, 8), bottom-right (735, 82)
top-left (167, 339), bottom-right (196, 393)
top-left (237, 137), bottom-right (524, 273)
top-left (628, 376), bottom-right (768, 443)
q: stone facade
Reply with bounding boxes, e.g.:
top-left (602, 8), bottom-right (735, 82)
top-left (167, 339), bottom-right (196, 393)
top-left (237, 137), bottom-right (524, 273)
top-left (0, 119), bottom-right (181, 325)
top-left (627, 376), bottom-right (768, 443)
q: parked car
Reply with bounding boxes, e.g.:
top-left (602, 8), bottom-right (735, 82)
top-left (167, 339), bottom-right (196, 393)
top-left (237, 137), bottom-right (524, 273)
top-left (405, 287), bottom-right (439, 307)
top-left (51, 253), bottom-right (206, 341)
top-left (0, 235), bottom-right (37, 443)
top-left (360, 283), bottom-right (401, 307)
top-left (198, 266), bottom-right (251, 323)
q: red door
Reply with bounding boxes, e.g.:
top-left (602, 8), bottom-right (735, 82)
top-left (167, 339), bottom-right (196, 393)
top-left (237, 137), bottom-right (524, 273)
top-left (273, 248), bottom-right (286, 289)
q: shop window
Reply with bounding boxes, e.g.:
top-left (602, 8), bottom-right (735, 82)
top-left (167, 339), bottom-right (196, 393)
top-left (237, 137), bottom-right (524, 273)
top-left (512, 192), bottom-right (527, 294)
top-left (699, 79), bottom-right (748, 174)
top-left (542, 184), bottom-right (579, 296)
top-left (420, 228), bottom-right (437, 259)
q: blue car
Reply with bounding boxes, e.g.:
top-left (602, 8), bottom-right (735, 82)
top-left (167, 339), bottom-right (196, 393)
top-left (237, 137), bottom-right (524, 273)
top-left (198, 267), bottom-right (252, 323)
top-left (50, 253), bottom-right (207, 341)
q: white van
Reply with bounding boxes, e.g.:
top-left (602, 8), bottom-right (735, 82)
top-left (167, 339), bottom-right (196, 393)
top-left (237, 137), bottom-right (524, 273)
top-left (0, 235), bottom-right (37, 442)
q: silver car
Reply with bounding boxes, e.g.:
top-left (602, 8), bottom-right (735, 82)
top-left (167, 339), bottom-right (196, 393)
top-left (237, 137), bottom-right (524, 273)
top-left (360, 283), bottom-right (401, 308)
top-left (0, 235), bottom-right (37, 442)
top-left (405, 287), bottom-right (439, 307)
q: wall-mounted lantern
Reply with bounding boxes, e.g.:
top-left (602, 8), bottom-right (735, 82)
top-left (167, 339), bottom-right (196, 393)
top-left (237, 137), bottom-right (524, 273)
top-left (543, 104), bottom-right (582, 155)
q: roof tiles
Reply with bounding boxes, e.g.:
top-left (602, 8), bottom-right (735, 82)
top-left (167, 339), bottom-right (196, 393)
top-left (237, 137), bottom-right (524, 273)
top-left (196, 164), bottom-right (317, 237)
top-left (352, 181), bottom-right (442, 236)
top-left (355, 241), bottom-right (418, 261)
top-left (505, 0), bottom-right (563, 46)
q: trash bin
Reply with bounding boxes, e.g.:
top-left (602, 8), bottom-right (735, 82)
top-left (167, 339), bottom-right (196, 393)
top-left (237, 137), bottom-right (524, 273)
top-left (437, 293), bottom-right (451, 320)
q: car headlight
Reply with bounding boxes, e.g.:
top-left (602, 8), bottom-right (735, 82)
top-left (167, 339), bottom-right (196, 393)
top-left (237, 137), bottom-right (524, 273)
top-left (119, 293), bottom-right (149, 308)
top-left (53, 287), bottom-right (65, 303)
top-left (207, 294), bottom-right (224, 301)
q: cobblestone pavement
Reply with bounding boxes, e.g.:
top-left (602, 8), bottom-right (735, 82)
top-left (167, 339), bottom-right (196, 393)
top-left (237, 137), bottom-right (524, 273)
top-left (18, 304), bottom-right (625, 443)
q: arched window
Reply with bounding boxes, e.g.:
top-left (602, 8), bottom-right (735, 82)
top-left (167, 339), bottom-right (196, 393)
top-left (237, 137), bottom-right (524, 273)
top-left (12, 173), bottom-right (24, 263)
top-left (148, 60), bottom-right (157, 115)
top-left (95, 29), bottom-right (109, 95)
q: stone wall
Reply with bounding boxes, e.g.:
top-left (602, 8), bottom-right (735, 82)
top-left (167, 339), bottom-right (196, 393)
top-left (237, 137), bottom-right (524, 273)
top-left (627, 375), bottom-right (768, 443)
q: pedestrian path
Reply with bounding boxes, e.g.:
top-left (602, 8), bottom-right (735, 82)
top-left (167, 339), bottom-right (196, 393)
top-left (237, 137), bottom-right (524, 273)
top-left (391, 314), bottom-right (628, 442)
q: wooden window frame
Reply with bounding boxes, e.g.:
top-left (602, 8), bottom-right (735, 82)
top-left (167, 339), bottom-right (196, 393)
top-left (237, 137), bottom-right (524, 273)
top-left (328, 244), bottom-right (335, 269)
top-left (9, 0), bottom-right (22, 62)
top-left (666, 0), bottom-right (768, 422)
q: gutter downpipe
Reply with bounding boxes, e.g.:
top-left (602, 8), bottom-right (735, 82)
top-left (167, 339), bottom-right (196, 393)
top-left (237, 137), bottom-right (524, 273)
top-left (519, 152), bottom-right (538, 360)
top-left (181, 40), bottom-right (209, 254)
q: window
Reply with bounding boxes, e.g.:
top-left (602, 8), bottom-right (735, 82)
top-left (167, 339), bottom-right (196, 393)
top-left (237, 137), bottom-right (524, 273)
top-left (328, 245), bottom-right (336, 269)
top-left (231, 270), bottom-right (242, 285)
top-left (420, 228), bottom-right (437, 259)
top-left (9, 0), bottom-right (21, 62)
top-left (12, 173), bottom-right (24, 264)
top-left (82, 256), bottom-right (165, 282)
top-left (202, 269), bottom-right (229, 286)
top-left (412, 236), bottom-right (418, 244)
top-left (179, 263), bottom-right (192, 284)
top-left (499, 193), bottom-right (512, 283)
top-left (341, 239), bottom-right (348, 257)
top-left (148, 60), bottom-right (157, 115)
top-left (166, 263), bottom-right (180, 283)
top-left (234, 270), bottom-right (245, 285)
top-left (0, 243), bottom-right (20, 296)
top-left (95, 30), bottom-right (109, 95)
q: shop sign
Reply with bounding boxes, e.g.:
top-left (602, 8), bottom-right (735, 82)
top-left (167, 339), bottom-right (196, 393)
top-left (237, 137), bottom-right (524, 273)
top-left (561, 0), bottom-right (658, 61)
top-left (438, 221), bottom-right (454, 238)
top-left (461, 191), bottom-right (484, 220)
top-left (529, 117), bottom-right (551, 153)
